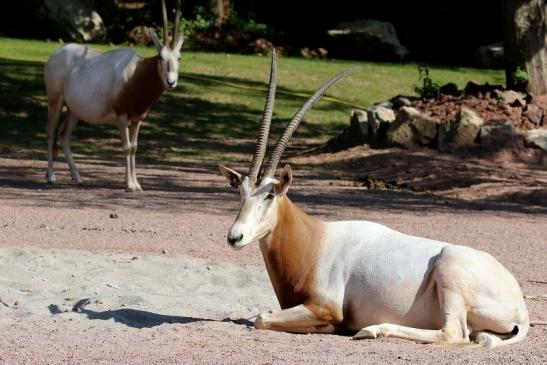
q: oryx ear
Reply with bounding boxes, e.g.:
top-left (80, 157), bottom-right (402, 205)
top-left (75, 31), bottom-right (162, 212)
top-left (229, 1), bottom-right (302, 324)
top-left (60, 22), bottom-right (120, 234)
top-left (218, 164), bottom-right (243, 189)
top-left (274, 164), bottom-right (293, 196)
top-left (149, 27), bottom-right (163, 51)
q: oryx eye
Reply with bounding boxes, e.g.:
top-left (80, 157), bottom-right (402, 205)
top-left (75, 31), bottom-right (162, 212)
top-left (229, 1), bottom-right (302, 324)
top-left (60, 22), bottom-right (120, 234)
top-left (265, 193), bottom-right (275, 200)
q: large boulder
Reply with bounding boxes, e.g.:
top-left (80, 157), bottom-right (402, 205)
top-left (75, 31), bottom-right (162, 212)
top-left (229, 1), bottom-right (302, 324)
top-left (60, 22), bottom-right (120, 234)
top-left (386, 107), bottom-right (438, 148)
top-left (524, 128), bottom-right (547, 151)
top-left (349, 109), bottom-right (369, 143)
top-left (438, 107), bottom-right (484, 149)
top-left (38, 0), bottom-right (106, 42)
top-left (327, 19), bottom-right (409, 61)
top-left (390, 95), bottom-right (412, 109)
top-left (479, 120), bottom-right (515, 147)
top-left (529, 94), bottom-right (547, 126)
top-left (367, 106), bottom-right (395, 140)
top-left (494, 90), bottom-right (526, 107)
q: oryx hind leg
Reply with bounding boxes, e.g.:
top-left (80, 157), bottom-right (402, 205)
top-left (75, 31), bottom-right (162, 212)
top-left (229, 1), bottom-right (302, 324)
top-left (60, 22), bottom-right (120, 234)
top-left (46, 97), bottom-right (64, 183)
top-left (355, 270), bottom-right (471, 345)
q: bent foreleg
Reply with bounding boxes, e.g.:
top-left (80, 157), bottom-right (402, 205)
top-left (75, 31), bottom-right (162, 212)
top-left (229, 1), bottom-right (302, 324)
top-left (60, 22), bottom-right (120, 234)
top-left (255, 304), bottom-right (338, 334)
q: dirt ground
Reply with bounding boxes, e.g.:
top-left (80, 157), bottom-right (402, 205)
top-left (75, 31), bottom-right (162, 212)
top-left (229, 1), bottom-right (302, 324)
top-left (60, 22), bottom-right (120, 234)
top-left (0, 149), bottom-right (546, 364)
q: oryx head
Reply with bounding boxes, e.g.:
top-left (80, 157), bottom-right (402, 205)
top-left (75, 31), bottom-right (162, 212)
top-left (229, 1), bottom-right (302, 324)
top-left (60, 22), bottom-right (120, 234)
top-left (149, 0), bottom-right (183, 89)
top-left (219, 51), bottom-right (353, 249)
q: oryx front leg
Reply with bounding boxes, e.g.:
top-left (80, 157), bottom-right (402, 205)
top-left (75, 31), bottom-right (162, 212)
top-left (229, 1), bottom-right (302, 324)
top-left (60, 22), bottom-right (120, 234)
top-left (128, 120), bottom-right (142, 191)
top-left (59, 111), bottom-right (82, 185)
top-left (117, 115), bottom-right (137, 192)
top-left (255, 305), bottom-right (337, 334)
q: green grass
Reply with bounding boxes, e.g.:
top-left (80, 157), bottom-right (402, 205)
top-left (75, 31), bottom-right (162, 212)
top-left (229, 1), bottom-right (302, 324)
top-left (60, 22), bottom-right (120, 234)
top-left (0, 37), bottom-right (505, 167)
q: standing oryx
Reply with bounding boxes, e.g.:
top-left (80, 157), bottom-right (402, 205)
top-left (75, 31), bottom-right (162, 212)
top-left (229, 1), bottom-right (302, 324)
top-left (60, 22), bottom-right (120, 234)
top-left (44, 0), bottom-right (183, 191)
top-left (218, 51), bottom-right (529, 348)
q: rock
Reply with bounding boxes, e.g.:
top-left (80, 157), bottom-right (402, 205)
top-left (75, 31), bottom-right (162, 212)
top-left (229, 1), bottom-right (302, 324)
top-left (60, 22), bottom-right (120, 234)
top-left (349, 109), bottom-right (369, 143)
top-left (474, 43), bottom-right (505, 68)
top-left (479, 120), bottom-right (515, 147)
top-left (251, 38), bottom-right (275, 55)
top-left (530, 95), bottom-right (547, 126)
top-left (464, 81), bottom-right (484, 95)
top-left (524, 103), bottom-right (543, 126)
top-left (494, 90), bottom-right (526, 107)
top-left (375, 100), bottom-right (394, 109)
top-left (524, 128), bottom-right (547, 151)
top-left (127, 26), bottom-right (151, 45)
top-left (531, 94), bottom-right (547, 110)
top-left (327, 19), bottom-right (409, 61)
top-left (438, 107), bottom-right (484, 149)
top-left (386, 107), bottom-right (438, 148)
top-left (386, 119), bottom-right (414, 148)
top-left (367, 106), bottom-right (395, 139)
top-left (300, 47), bottom-right (329, 59)
top-left (439, 83), bottom-right (460, 96)
top-left (464, 81), bottom-right (504, 96)
top-left (390, 95), bottom-right (412, 109)
top-left (37, 0), bottom-right (106, 42)
top-left (316, 48), bottom-right (329, 58)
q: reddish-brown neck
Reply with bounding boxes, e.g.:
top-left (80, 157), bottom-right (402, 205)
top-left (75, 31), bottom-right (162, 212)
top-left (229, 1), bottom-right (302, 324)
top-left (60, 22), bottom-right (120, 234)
top-left (113, 56), bottom-right (166, 120)
top-left (259, 197), bottom-right (324, 309)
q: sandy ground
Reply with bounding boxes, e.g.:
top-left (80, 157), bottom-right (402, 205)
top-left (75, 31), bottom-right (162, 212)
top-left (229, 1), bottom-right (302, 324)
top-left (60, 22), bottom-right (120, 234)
top-left (0, 155), bottom-right (546, 364)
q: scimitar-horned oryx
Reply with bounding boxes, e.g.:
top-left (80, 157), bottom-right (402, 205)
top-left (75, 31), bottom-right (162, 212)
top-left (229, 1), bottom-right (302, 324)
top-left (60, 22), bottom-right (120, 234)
top-left (45, 0), bottom-right (183, 191)
top-left (218, 51), bottom-right (529, 348)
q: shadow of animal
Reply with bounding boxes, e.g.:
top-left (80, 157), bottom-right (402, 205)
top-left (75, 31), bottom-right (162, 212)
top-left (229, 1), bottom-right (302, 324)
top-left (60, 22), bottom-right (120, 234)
top-left (48, 299), bottom-right (254, 329)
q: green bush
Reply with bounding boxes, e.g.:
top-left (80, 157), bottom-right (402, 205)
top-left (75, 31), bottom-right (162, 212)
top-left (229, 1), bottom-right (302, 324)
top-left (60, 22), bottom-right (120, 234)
top-left (413, 64), bottom-right (440, 99)
top-left (512, 68), bottom-right (529, 91)
top-left (177, 7), bottom-right (272, 52)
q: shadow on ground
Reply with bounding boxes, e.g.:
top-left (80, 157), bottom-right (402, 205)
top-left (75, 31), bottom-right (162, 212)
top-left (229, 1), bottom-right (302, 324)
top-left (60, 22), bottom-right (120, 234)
top-left (0, 155), bottom-right (545, 216)
top-left (0, 57), bottom-right (346, 165)
top-left (47, 299), bottom-right (253, 329)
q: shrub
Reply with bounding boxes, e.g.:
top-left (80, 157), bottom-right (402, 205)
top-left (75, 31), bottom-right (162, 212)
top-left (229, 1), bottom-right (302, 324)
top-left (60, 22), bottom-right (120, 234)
top-left (414, 64), bottom-right (440, 99)
top-left (177, 7), bottom-right (272, 53)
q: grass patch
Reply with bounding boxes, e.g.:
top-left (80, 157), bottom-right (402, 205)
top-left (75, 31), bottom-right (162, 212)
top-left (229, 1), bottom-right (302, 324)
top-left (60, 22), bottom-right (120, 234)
top-left (0, 37), bottom-right (505, 167)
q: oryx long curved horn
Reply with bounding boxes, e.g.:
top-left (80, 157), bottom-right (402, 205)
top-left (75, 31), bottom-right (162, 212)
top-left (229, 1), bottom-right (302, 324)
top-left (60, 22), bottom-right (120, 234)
top-left (172, 0), bottom-right (182, 48)
top-left (248, 50), bottom-right (278, 182)
top-left (262, 67), bottom-right (355, 178)
top-left (161, 0), bottom-right (169, 46)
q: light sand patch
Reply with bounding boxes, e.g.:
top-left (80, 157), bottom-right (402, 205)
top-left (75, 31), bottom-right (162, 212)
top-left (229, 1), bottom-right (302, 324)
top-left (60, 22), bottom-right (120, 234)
top-left (0, 247), bottom-right (278, 328)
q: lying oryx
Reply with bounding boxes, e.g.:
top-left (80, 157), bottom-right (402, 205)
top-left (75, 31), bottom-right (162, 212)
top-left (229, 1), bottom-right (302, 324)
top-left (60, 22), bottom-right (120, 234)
top-left (44, 0), bottom-right (182, 191)
top-left (218, 51), bottom-right (529, 348)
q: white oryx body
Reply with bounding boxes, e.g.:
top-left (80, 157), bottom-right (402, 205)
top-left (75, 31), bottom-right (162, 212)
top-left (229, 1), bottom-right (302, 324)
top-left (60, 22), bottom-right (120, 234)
top-left (218, 52), bottom-right (529, 348)
top-left (313, 220), bottom-right (526, 336)
top-left (47, 45), bottom-right (145, 124)
top-left (44, 0), bottom-right (183, 191)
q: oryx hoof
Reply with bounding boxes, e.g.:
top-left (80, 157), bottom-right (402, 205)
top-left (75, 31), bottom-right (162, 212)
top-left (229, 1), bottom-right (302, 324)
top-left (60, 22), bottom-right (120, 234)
top-left (46, 177), bottom-right (57, 185)
top-left (353, 325), bottom-right (379, 340)
top-left (254, 311), bottom-right (272, 330)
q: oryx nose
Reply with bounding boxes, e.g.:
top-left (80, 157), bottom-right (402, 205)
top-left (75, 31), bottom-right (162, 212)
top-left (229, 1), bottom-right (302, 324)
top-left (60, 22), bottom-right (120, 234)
top-left (227, 233), bottom-right (243, 245)
top-left (167, 79), bottom-right (176, 87)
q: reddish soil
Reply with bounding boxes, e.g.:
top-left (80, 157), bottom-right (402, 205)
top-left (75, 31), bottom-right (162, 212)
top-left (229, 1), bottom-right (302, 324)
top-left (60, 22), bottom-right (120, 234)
top-left (412, 88), bottom-right (547, 130)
